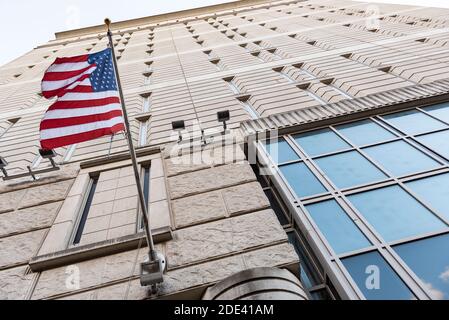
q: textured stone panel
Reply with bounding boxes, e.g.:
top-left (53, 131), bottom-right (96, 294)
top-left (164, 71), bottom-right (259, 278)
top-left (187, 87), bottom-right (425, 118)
top-left (32, 248), bottom-right (141, 299)
top-left (168, 162), bottom-right (255, 199)
top-left (242, 243), bottom-right (299, 269)
top-left (222, 182), bottom-right (270, 215)
top-left (172, 190), bottom-right (226, 228)
top-left (165, 144), bottom-right (246, 177)
top-left (0, 266), bottom-right (34, 300)
top-left (0, 189), bottom-right (25, 213)
top-left (0, 202), bottom-right (61, 237)
top-left (166, 209), bottom-right (286, 268)
top-left (0, 229), bottom-right (47, 268)
top-left (19, 180), bottom-right (73, 209)
top-left (130, 243), bottom-right (298, 299)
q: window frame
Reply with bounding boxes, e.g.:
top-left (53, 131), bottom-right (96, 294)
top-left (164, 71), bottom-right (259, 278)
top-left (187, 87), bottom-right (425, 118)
top-left (253, 103), bottom-right (449, 300)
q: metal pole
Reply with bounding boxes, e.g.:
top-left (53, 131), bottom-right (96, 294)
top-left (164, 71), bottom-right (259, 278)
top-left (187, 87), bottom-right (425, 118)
top-left (104, 19), bottom-right (156, 262)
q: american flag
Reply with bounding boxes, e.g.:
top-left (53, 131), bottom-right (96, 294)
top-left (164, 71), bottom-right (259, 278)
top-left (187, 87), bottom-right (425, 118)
top-left (40, 48), bottom-right (125, 150)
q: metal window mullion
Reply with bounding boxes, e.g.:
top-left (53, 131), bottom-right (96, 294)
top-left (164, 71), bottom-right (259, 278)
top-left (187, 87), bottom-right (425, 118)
top-left (416, 106), bottom-right (449, 127)
top-left (397, 180), bottom-right (449, 227)
top-left (408, 134), bottom-right (449, 165)
top-left (283, 134), bottom-right (338, 194)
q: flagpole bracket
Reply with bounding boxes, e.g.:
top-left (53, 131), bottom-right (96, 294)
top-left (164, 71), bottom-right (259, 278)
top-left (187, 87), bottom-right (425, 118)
top-left (140, 252), bottom-right (166, 292)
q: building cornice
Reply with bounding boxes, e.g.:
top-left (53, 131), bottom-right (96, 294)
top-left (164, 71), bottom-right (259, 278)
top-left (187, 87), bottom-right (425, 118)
top-left (241, 78), bottom-right (449, 138)
top-left (53, 0), bottom-right (276, 40)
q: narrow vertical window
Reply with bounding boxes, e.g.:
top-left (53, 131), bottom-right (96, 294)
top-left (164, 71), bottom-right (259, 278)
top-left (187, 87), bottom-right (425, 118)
top-left (239, 96), bottom-right (259, 119)
top-left (139, 120), bottom-right (148, 147)
top-left (0, 118), bottom-right (19, 138)
top-left (274, 67), bottom-right (295, 84)
top-left (144, 72), bottom-right (152, 85)
top-left (73, 175), bottom-right (99, 245)
top-left (224, 77), bottom-right (240, 94)
top-left (139, 164), bottom-right (151, 230)
top-left (142, 94), bottom-right (151, 112)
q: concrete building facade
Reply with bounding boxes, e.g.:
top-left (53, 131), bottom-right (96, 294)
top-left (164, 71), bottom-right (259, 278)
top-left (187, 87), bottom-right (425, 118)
top-left (1, 0), bottom-right (449, 300)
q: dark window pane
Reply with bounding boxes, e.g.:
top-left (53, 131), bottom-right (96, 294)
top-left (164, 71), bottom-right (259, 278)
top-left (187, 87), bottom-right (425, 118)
top-left (394, 233), bottom-right (449, 300)
top-left (288, 232), bottom-right (322, 289)
top-left (262, 138), bottom-right (299, 164)
top-left (310, 289), bottom-right (333, 300)
top-left (405, 173), bottom-right (449, 221)
top-left (416, 130), bottom-right (449, 160)
top-left (280, 162), bottom-right (327, 198)
top-left (306, 200), bottom-right (371, 254)
top-left (73, 176), bottom-right (99, 245)
top-left (423, 103), bottom-right (449, 123)
top-left (251, 164), bottom-right (269, 188)
top-left (315, 151), bottom-right (387, 189)
top-left (382, 109), bottom-right (447, 135)
top-left (294, 128), bottom-right (351, 157)
top-left (336, 119), bottom-right (396, 146)
top-left (348, 185), bottom-right (447, 242)
top-left (264, 189), bottom-right (289, 226)
top-left (363, 140), bottom-right (440, 177)
top-left (342, 251), bottom-right (415, 300)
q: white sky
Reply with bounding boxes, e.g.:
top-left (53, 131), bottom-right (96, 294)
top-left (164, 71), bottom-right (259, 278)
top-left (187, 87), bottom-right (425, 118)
top-left (0, 0), bottom-right (449, 67)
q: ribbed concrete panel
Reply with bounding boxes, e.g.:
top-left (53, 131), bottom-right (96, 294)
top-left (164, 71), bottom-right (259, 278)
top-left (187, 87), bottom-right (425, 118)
top-left (241, 78), bottom-right (449, 136)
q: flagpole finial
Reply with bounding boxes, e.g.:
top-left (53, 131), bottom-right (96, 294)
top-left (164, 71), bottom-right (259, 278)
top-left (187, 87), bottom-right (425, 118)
top-left (104, 18), bottom-right (111, 28)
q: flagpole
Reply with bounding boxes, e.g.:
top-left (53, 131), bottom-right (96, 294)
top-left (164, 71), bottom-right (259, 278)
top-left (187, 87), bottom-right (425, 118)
top-left (104, 18), bottom-right (157, 262)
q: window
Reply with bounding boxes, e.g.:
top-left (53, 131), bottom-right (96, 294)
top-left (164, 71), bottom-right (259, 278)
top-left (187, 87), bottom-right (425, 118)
top-left (336, 119), bottom-right (396, 146)
top-left (423, 103), bottom-right (449, 123)
top-left (394, 233), bottom-right (449, 300)
top-left (405, 173), bottom-right (449, 221)
top-left (280, 162), bottom-right (327, 198)
top-left (139, 164), bottom-right (151, 230)
top-left (416, 130), bottom-right (449, 160)
top-left (139, 120), bottom-right (149, 146)
top-left (348, 185), bottom-right (446, 242)
top-left (363, 140), bottom-right (440, 177)
top-left (72, 166), bottom-right (143, 246)
top-left (315, 151), bottom-right (386, 189)
top-left (382, 110), bottom-right (447, 135)
top-left (342, 251), bottom-right (415, 300)
top-left (238, 97), bottom-right (259, 119)
top-left (73, 175), bottom-right (99, 245)
top-left (294, 128), bottom-right (350, 157)
top-left (262, 137), bottom-right (299, 164)
top-left (306, 200), bottom-right (371, 254)
top-left (259, 102), bottom-right (449, 299)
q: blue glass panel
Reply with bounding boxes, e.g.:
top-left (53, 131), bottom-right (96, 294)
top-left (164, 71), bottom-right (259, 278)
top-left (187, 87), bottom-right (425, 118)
top-left (416, 130), bottom-right (449, 160)
top-left (348, 185), bottom-right (446, 242)
top-left (342, 251), bottom-right (415, 300)
top-left (394, 234), bottom-right (449, 300)
top-left (294, 128), bottom-right (350, 157)
top-left (363, 140), bottom-right (440, 177)
top-left (382, 110), bottom-right (447, 135)
top-left (406, 173), bottom-right (449, 221)
top-left (280, 162), bottom-right (327, 198)
top-left (306, 200), bottom-right (371, 254)
top-left (315, 151), bottom-right (387, 189)
top-left (336, 119), bottom-right (396, 146)
top-left (423, 103), bottom-right (449, 123)
top-left (263, 138), bottom-right (299, 164)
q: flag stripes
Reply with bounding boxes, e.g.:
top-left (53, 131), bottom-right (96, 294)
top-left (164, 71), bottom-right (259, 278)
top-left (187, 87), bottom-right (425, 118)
top-left (40, 48), bottom-right (124, 150)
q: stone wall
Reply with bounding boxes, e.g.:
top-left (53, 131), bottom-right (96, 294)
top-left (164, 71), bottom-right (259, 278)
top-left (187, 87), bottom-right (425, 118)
top-left (0, 165), bottom-right (78, 299)
top-left (0, 139), bottom-right (299, 300)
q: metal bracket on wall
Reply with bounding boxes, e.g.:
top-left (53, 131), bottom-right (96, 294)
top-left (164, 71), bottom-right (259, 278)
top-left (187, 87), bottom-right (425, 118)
top-left (1, 149), bottom-right (60, 182)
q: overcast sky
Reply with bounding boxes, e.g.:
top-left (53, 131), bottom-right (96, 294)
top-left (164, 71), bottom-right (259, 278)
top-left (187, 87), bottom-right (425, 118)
top-left (1, 0), bottom-right (449, 67)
